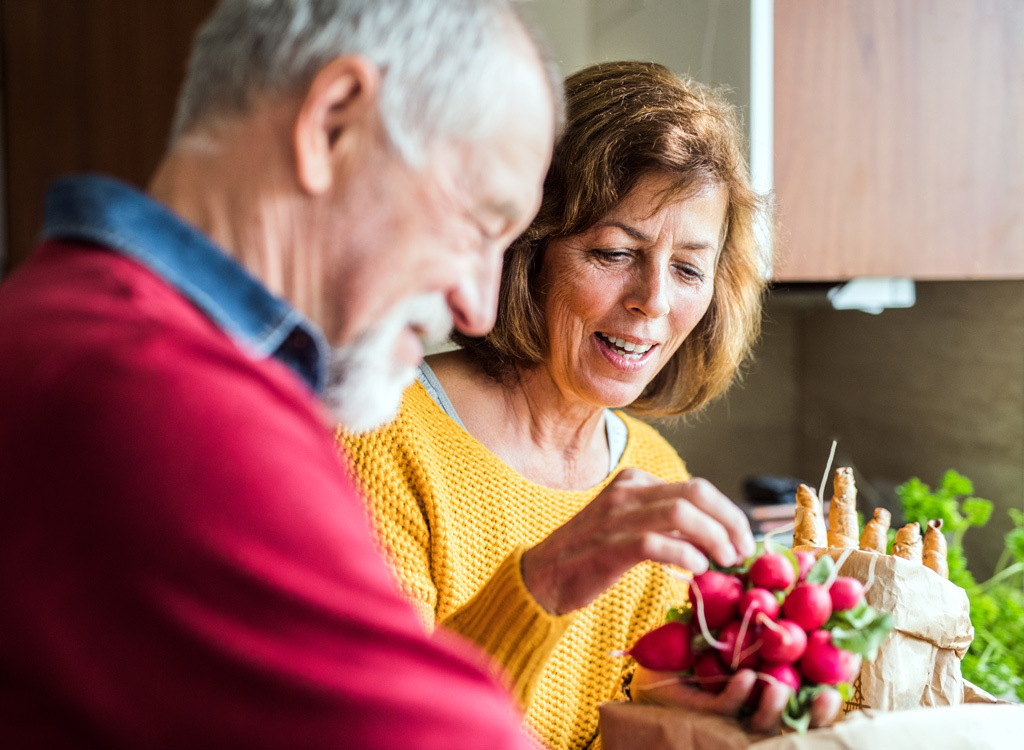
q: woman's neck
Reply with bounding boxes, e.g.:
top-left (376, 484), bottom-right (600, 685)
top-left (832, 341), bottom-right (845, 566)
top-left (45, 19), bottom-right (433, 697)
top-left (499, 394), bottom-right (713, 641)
top-left (427, 351), bottom-right (611, 490)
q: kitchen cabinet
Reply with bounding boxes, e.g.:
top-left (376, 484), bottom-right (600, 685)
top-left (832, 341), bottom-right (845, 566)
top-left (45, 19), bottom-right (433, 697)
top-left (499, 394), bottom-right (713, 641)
top-left (526, 0), bottom-right (1024, 282)
top-left (773, 0), bottom-right (1024, 281)
top-left (0, 0), bottom-right (217, 275)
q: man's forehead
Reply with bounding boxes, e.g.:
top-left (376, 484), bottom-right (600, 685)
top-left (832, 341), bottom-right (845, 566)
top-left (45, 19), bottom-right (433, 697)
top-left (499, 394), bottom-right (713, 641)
top-left (438, 137), bottom-right (539, 206)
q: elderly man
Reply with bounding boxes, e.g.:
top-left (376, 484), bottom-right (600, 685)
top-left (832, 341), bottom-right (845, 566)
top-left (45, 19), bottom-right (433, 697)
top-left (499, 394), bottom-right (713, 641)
top-left (0, 1), bottom-right (558, 747)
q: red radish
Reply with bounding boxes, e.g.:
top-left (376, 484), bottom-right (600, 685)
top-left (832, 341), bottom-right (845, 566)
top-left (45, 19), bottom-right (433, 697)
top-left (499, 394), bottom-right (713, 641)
top-left (782, 583), bottom-right (833, 631)
top-left (693, 649), bottom-right (731, 694)
top-left (749, 553), bottom-right (797, 591)
top-left (745, 661), bottom-right (798, 710)
top-left (758, 662), bottom-right (801, 694)
top-left (793, 550), bottom-right (817, 582)
top-left (690, 570), bottom-right (743, 629)
top-left (800, 629), bottom-right (860, 685)
top-left (829, 576), bottom-right (865, 612)
top-left (718, 620), bottom-right (761, 670)
top-left (740, 587), bottom-right (780, 621)
top-left (757, 618), bottom-right (807, 664)
top-left (627, 621), bottom-right (694, 672)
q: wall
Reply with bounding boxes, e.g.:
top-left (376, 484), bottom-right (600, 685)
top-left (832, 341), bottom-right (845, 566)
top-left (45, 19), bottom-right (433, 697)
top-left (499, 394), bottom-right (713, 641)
top-left (657, 300), bottom-right (802, 505)
top-left (665, 281), bottom-right (1024, 580)
top-left (523, 0), bottom-right (751, 128)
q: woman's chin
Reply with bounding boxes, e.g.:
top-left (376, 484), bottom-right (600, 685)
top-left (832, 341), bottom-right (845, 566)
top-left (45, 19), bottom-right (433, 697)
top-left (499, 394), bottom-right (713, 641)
top-left (582, 382), bottom-right (648, 411)
top-left (581, 359), bottom-right (659, 408)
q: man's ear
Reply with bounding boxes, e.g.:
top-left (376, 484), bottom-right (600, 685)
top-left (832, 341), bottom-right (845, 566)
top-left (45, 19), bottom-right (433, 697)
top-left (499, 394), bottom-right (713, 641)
top-left (294, 55), bottom-right (381, 195)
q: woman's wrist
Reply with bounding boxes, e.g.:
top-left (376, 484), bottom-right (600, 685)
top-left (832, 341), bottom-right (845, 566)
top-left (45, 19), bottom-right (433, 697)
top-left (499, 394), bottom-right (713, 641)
top-left (520, 544), bottom-right (561, 615)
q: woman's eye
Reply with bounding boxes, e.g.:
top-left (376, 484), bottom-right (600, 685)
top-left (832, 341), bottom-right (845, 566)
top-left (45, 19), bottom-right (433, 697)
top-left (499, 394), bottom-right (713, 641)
top-left (675, 263), bottom-right (706, 282)
top-left (592, 249), bottom-right (629, 262)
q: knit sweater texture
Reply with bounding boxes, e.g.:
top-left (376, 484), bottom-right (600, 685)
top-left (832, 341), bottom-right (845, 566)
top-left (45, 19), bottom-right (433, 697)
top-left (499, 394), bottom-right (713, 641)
top-left (340, 381), bottom-right (691, 750)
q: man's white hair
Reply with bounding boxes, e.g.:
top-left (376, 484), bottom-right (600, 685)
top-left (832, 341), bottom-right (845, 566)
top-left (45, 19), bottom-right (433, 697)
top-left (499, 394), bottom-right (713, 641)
top-left (171, 0), bottom-right (562, 166)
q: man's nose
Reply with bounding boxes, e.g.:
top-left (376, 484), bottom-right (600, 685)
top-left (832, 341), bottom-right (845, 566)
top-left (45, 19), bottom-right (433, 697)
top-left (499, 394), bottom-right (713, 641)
top-left (448, 248), bottom-right (501, 337)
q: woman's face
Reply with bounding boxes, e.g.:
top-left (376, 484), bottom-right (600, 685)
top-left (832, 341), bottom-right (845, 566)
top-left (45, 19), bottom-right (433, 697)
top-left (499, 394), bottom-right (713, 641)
top-left (537, 173), bottom-right (727, 410)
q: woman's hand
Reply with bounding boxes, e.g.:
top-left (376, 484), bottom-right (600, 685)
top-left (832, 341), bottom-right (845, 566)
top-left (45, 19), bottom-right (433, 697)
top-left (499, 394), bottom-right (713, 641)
top-left (521, 468), bottom-right (755, 615)
top-left (630, 664), bottom-right (842, 734)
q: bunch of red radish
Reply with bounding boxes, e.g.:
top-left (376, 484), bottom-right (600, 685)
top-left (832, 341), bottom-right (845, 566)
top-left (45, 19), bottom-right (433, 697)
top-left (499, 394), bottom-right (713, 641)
top-left (626, 548), bottom-right (892, 730)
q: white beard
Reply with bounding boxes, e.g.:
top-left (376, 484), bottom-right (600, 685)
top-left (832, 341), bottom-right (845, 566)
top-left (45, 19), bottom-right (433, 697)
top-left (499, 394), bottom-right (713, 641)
top-left (324, 294), bottom-right (452, 434)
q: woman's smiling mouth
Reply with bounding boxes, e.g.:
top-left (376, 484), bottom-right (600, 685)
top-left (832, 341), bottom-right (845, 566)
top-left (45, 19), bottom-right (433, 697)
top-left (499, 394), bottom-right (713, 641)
top-left (595, 332), bottom-right (657, 364)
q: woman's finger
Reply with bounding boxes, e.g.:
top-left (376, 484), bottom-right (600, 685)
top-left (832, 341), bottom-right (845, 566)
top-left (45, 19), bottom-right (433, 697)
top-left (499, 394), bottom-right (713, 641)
top-left (621, 478), bottom-right (755, 563)
top-left (747, 680), bottom-right (789, 734)
top-left (809, 686), bottom-right (843, 728)
top-left (629, 534), bottom-right (711, 575)
top-left (676, 478), bottom-right (756, 559)
top-left (616, 493), bottom-right (744, 568)
top-left (706, 668), bottom-right (757, 716)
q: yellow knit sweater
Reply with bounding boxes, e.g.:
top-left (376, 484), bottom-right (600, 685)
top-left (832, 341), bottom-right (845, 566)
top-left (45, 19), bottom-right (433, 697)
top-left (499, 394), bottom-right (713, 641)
top-left (339, 382), bottom-right (690, 750)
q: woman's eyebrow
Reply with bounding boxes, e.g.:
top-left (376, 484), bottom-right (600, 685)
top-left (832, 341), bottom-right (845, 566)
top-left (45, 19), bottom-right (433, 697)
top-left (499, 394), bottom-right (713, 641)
top-left (594, 220), bottom-right (649, 242)
top-left (676, 240), bottom-right (718, 252)
top-left (596, 220), bottom-right (718, 252)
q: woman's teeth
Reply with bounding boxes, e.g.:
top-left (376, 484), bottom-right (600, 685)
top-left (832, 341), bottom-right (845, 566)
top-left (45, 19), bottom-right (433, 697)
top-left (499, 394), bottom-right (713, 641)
top-left (598, 333), bottom-right (653, 360)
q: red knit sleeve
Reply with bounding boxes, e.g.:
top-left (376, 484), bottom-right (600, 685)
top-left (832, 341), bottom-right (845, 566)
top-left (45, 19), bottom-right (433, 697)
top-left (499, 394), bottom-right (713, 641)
top-left (0, 262), bottom-right (536, 749)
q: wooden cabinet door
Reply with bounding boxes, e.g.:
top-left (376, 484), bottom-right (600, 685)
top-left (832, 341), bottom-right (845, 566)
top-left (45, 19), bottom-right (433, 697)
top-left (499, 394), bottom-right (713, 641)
top-left (772, 0), bottom-right (1024, 281)
top-left (1, 0), bottom-right (217, 274)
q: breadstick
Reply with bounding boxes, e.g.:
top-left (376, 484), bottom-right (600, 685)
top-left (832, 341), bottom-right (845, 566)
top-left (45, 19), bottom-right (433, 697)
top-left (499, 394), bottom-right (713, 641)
top-left (891, 522), bottom-right (923, 563)
top-left (793, 483), bottom-right (827, 548)
top-left (827, 467), bottom-right (859, 549)
top-left (860, 508), bottom-right (891, 553)
top-left (922, 519), bottom-right (949, 578)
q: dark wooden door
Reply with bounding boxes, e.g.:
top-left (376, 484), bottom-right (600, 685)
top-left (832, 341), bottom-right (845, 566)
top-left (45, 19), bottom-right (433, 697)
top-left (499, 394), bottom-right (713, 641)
top-left (1, 0), bottom-right (218, 274)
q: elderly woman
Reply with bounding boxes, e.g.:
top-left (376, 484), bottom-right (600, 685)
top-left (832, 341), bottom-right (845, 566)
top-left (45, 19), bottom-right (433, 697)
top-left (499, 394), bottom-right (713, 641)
top-left (340, 61), bottom-right (837, 749)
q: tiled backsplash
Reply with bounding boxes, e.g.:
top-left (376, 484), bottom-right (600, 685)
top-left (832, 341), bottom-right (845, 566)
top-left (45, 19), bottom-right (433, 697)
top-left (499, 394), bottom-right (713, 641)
top-left (660, 281), bottom-right (1024, 580)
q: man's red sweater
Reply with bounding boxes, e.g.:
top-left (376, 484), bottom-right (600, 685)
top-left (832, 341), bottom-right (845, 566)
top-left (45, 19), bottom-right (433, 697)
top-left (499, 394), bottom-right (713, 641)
top-left (0, 239), bottom-right (534, 748)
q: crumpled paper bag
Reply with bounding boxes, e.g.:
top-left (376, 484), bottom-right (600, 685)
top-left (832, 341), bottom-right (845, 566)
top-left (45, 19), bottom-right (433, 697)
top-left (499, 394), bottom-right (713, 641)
top-left (598, 702), bottom-right (1024, 750)
top-left (804, 547), bottom-right (974, 713)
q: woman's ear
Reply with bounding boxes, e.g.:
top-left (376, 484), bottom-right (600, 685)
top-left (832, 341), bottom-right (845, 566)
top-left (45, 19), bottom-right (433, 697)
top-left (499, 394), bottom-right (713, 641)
top-left (293, 55), bottom-right (381, 195)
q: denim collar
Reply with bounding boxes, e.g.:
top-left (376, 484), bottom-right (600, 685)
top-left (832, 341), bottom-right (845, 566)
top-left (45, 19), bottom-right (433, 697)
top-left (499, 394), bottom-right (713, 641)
top-left (41, 174), bottom-right (328, 395)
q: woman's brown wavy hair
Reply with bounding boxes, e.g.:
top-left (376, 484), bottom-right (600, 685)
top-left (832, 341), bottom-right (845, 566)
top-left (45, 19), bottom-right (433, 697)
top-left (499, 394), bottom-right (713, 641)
top-left (453, 60), bottom-right (771, 418)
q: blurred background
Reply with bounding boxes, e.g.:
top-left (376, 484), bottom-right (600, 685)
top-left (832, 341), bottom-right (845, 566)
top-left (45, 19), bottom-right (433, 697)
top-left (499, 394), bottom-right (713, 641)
top-left (1, 0), bottom-right (1022, 581)
top-left (521, 0), bottom-right (1024, 581)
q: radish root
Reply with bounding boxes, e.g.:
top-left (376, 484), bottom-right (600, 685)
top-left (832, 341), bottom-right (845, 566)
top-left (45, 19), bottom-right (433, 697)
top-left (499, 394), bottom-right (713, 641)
top-left (864, 552), bottom-right (879, 594)
top-left (632, 675), bottom-right (689, 692)
top-left (762, 520), bottom-right (796, 550)
top-left (731, 602), bottom-right (757, 669)
top-left (817, 440), bottom-right (838, 505)
top-left (757, 611), bottom-right (785, 635)
top-left (754, 670), bottom-right (796, 695)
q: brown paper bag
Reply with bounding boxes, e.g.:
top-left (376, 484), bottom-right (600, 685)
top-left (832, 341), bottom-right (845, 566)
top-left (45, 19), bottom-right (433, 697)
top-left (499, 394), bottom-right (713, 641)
top-left (598, 703), bottom-right (770, 750)
top-left (790, 540), bottom-right (974, 713)
top-left (962, 679), bottom-right (1015, 705)
top-left (803, 547), bottom-right (974, 713)
top-left (598, 702), bottom-right (1024, 750)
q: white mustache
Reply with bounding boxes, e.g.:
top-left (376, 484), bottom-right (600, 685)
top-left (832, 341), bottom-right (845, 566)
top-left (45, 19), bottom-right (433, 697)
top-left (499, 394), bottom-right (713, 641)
top-left (402, 293), bottom-right (453, 345)
top-left (325, 293), bottom-right (453, 434)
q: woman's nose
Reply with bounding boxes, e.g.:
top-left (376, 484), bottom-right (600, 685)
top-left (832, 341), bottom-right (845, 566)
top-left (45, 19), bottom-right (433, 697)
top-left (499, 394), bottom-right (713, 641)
top-left (626, 264), bottom-right (670, 319)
